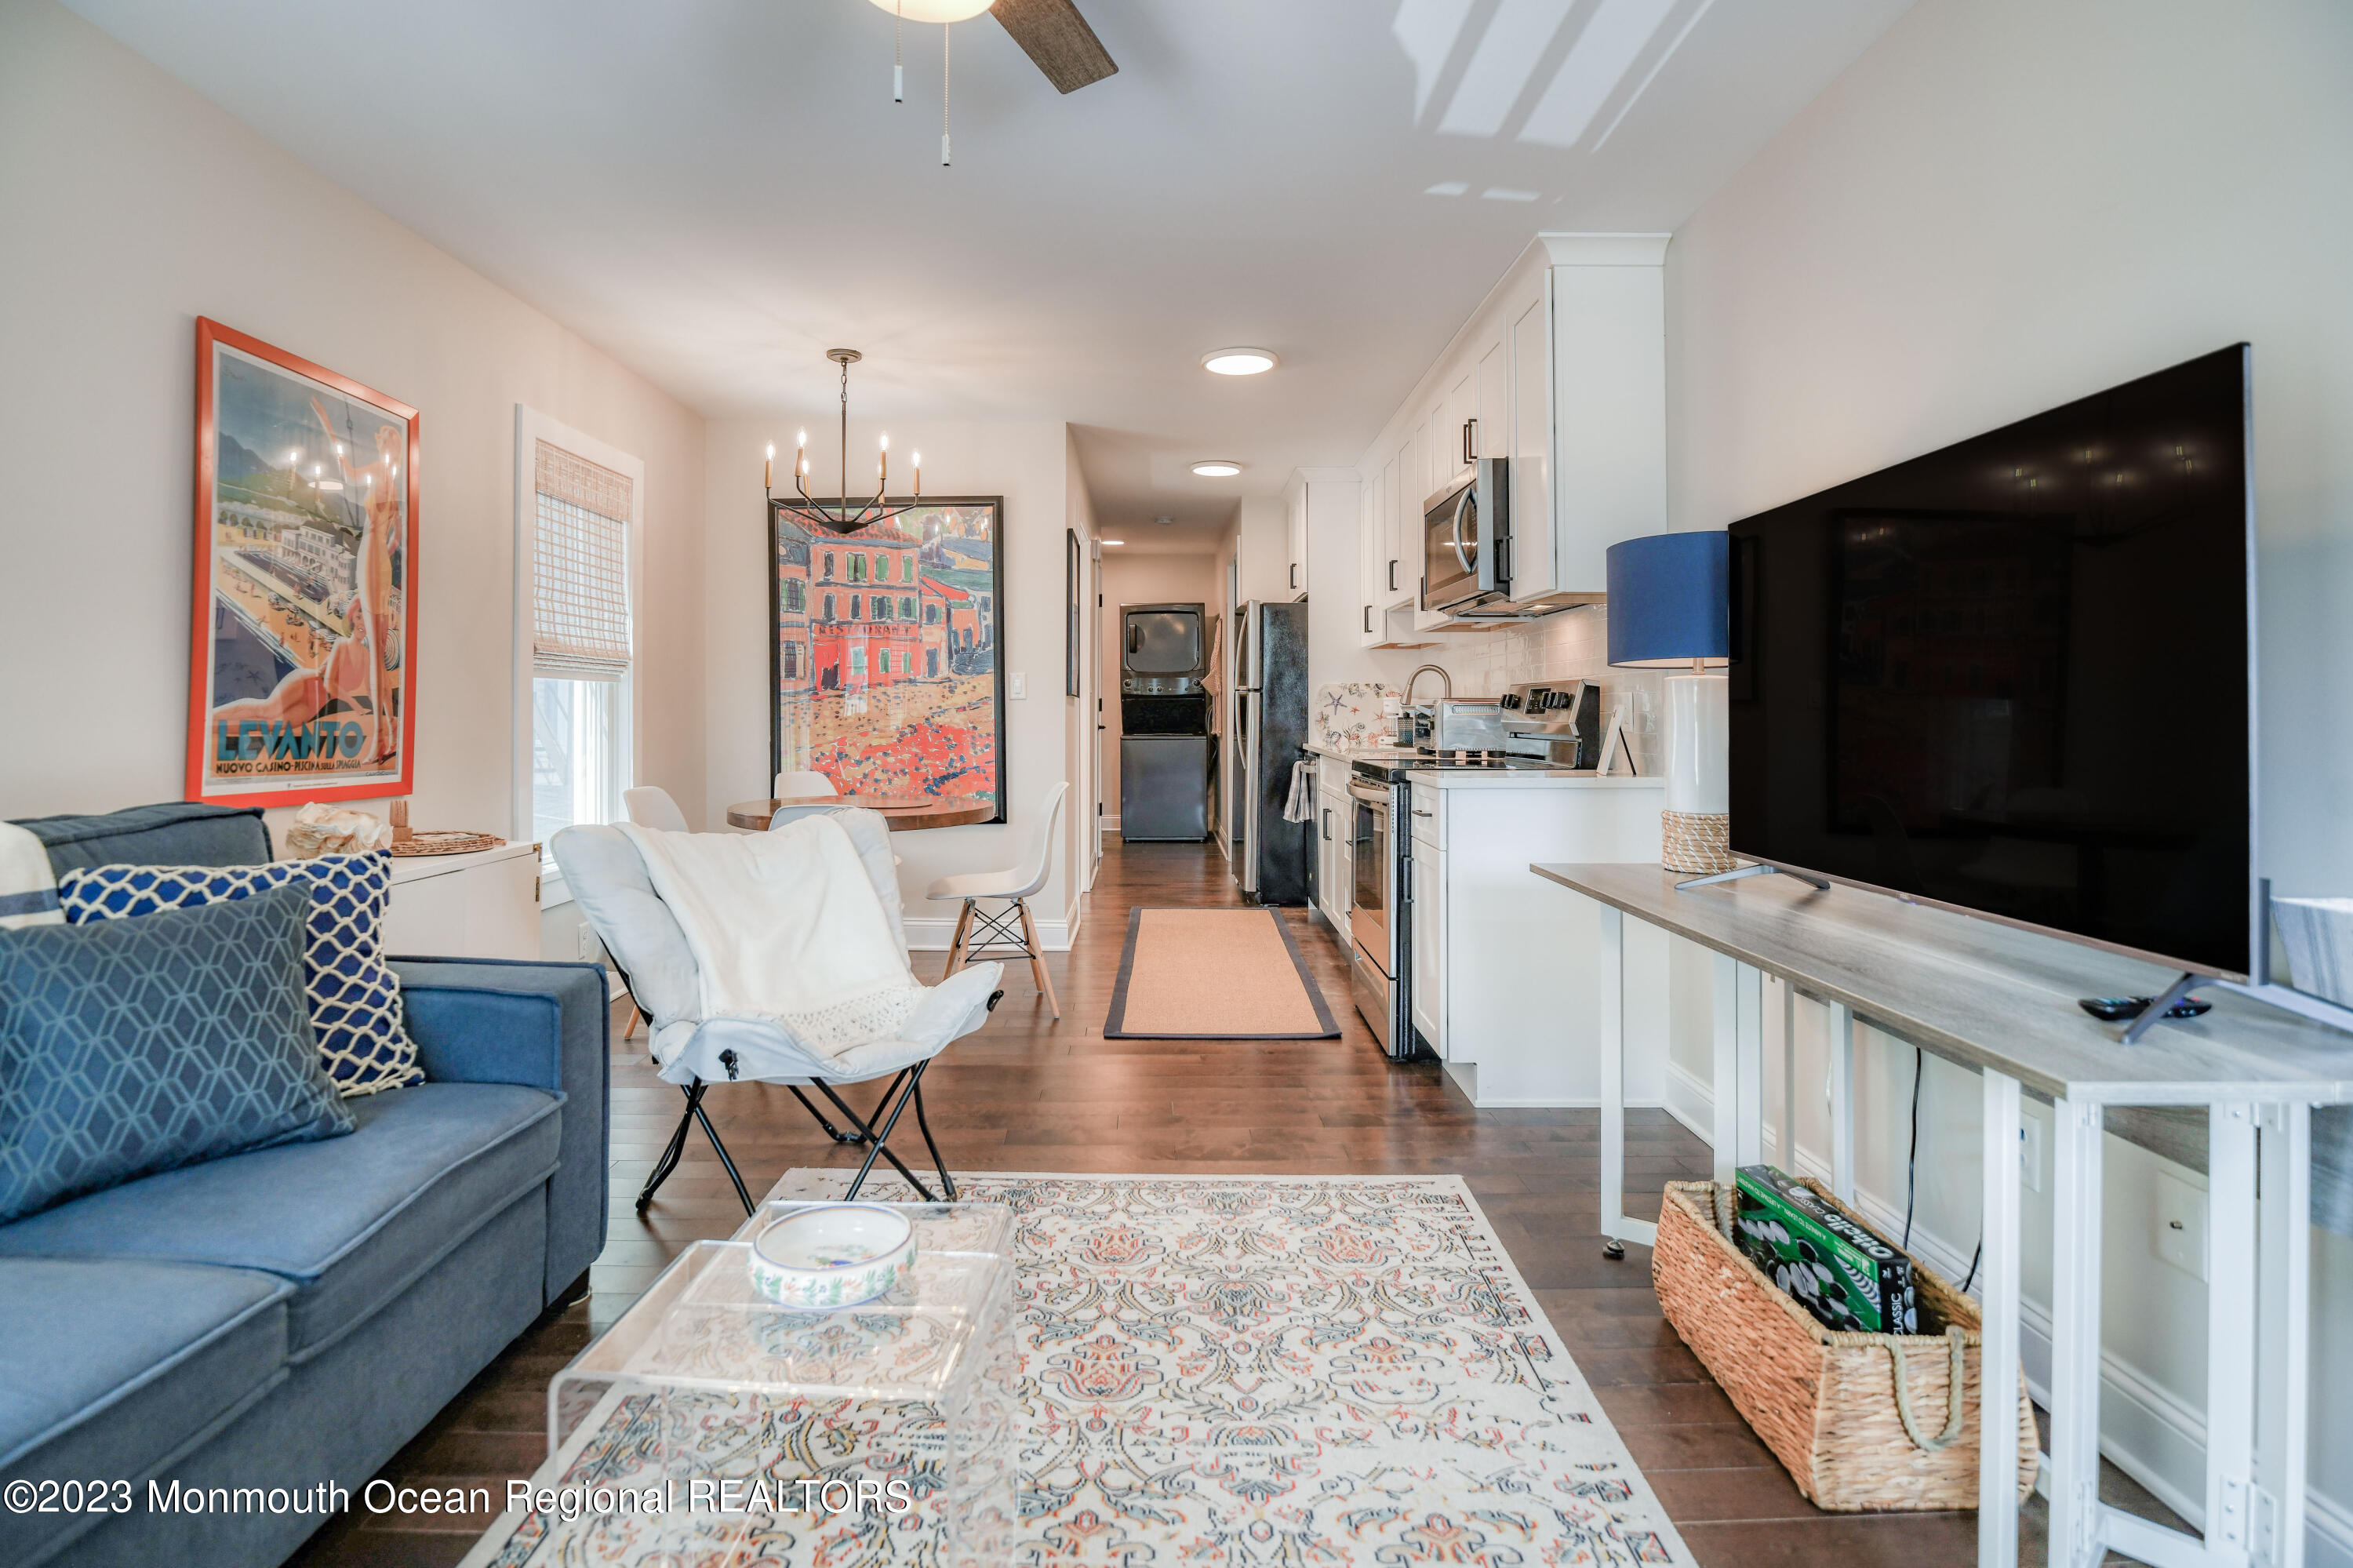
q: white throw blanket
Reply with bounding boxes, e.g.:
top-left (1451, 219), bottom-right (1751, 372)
top-left (617, 816), bottom-right (925, 1068)
top-left (0, 822), bottom-right (64, 931)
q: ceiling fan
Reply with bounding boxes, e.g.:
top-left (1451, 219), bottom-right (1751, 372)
top-left (866, 0), bottom-right (1116, 96)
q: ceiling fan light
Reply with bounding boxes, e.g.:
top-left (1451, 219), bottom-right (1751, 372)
top-left (1190, 460), bottom-right (1242, 478)
top-left (1202, 348), bottom-right (1278, 376)
top-left (864, 0), bottom-right (994, 21)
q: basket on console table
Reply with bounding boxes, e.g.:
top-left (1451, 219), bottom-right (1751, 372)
top-left (1653, 1178), bottom-right (2036, 1512)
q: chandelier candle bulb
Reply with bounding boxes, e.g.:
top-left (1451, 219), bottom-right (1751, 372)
top-left (764, 442), bottom-right (773, 489)
top-left (912, 452), bottom-right (921, 496)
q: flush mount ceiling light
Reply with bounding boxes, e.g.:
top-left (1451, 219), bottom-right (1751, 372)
top-left (866, 0), bottom-right (991, 19)
top-left (1190, 460), bottom-right (1242, 478)
top-left (1202, 348), bottom-right (1278, 376)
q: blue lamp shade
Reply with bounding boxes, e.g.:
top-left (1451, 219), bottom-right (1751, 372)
top-left (1606, 531), bottom-right (1730, 668)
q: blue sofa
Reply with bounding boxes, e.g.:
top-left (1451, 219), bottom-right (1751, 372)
top-left (0, 803), bottom-right (609, 1567)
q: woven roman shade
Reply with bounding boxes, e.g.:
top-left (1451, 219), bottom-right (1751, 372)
top-left (533, 439), bottom-right (632, 680)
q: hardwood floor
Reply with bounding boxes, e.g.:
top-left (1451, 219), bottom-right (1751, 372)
top-left (292, 833), bottom-right (2176, 1566)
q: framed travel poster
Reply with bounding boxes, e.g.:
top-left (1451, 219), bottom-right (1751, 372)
top-left (187, 318), bottom-right (420, 806)
top-left (769, 497), bottom-right (1007, 824)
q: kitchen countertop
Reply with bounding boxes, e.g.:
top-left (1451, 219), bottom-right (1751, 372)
top-left (1406, 768), bottom-right (1662, 789)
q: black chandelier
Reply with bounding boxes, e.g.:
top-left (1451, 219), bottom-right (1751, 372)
top-left (766, 349), bottom-right (921, 536)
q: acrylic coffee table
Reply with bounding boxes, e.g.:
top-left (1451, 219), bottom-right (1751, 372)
top-left (459, 1200), bottom-right (1015, 1568)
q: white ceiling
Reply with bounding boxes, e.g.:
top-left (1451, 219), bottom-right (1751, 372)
top-left (66, 0), bottom-right (1911, 544)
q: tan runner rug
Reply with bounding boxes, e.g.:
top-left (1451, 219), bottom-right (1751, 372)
top-left (1103, 906), bottom-right (1340, 1039)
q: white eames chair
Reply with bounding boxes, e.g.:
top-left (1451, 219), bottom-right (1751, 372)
top-left (926, 781), bottom-right (1067, 1019)
top-left (621, 785), bottom-right (690, 833)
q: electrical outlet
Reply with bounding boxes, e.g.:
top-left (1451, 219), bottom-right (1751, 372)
top-left (2020, 1117), bottom-right (2042, 1193)
top-left (576, 922), bottom-right (599, 962)
top-left (2152, 1166), bottom-right (2208, 1280)
top-left (1010, 673), bottom-right (1027, 699)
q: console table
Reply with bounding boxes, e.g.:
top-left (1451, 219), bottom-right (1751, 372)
top-left (1531, 860), bottom-right (2353, 1568)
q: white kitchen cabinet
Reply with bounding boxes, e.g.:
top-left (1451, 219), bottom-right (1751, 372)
top-left (1408, 772), bottom-right (1667, 1106)
top-left (1409, 820), bottom-right (1443, 1054)
top-left (1477, 337), bottom-right (1509, 460)
top-left (385, 841), bottom-right (541, 960)
top-left (1358, 233), bottom-right (1666, 630)
top-left (1285, 485), bottom-right (1308, 598)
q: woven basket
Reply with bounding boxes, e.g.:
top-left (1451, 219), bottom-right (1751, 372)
top-left (1653, 1179), bottom-right (2035, 1512)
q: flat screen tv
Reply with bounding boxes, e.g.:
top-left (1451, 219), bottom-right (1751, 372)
top-left (1727, 344), bottom-right (2253, 977)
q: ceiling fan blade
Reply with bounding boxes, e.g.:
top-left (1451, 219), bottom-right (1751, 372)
top-left (990, 0), bottom-right (1117, 93)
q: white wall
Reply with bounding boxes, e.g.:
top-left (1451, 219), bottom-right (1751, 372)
top-left (1098, 554), bottom-right (1217, 824)
top-left (0, 0), bottom-right (708, 842)
top-left (701, 416), bottom-right (1082, 946)
top-left (1659, 0), bottom-right (2353, 1544)
top-left (1064, 430), bottom-right (1100, 897)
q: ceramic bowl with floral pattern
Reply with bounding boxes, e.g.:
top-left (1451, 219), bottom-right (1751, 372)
top-left (747, 1203), bottom-right (915, 1309)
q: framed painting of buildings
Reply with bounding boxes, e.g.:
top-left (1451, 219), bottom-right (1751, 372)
top-left (769, 497), bottom-right (1008, 824)
top-left (187, 318), bottom-right (420, 806)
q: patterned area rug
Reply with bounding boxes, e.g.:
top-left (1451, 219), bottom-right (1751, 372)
top-left (464, 1173), bottom-right (1694, 1567)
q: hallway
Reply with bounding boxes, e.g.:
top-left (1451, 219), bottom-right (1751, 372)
top-left (296, 834), bottom-right (2142, 1567)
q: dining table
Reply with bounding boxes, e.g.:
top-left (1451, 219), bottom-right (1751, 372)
top-left (724, 795), bottom-right (992, 831)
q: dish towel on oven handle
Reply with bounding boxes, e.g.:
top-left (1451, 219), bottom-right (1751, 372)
top-left (1282, 759), bottom-right (1316, 824)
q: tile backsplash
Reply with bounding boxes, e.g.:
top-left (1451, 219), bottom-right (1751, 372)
top-left (1439, 604), bottom-right (1664, 774)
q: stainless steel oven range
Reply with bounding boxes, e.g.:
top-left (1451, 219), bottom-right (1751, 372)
top-left (1346, 746), bottom-right (1565, 1061)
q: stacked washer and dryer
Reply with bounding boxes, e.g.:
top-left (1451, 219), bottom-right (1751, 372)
top-left (1117, 602), bottom-right (1211, 840)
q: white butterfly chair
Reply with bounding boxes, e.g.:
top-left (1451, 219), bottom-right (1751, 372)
top-left (768, 771), bottom-right (842, 830)
top-left (622, 785), bottom-right (690, 833)
top-left (552, 808), bottom-right (1003, 1212)
top-left (926, 781), bottom-right (1067, 1019)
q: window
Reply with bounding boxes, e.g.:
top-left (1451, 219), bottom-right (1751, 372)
top-left (873, 596), bottom-right (890, 622)
top-left (901, 555), bottom-right (915, 584)
top-left (851, 647), bottom-right (867, 679)
top-left (526, 434), bottom-right (635, 849)
top-left (849, 555), bottom-right (866, 583)
top-left (878, 649), bottom-right (891, 675)
top-left (849, 594), bottom-right (861, 620)
top-left (871, 552), bottom-right (885, 580)
top-left (822, 551), bottom-right (835, 580)
top-left (782, 641), bottom-right (801, 678)
top-left (824, 592), bottom-right (836, 621)
top-left (784, 579), bottom-right (805, 613)
top-left (900, 595), bottom-right (915, 620)
top-left (926, 602), bottom-right (940, 624)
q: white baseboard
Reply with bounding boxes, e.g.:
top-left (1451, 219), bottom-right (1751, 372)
top-left (902, 912), bottom-right (1071, 952)
top-left (1660, 1059), bottom-right (1715, 1145)
top-left (1104, 815), bottom-right (1120, 831)
top-left (1664, 1063), bottom-right (2220, 1534)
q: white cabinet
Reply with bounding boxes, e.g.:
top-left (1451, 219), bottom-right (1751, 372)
top-left (1355, 233), bottom-right (1667, 631)
top-left (1285, 486), bottom-right (1308, 598)
top-left (1409, 820), bottom-right (1442, 1053)
top-left (385, 841), bottom-right (541, 960)
top-left (1411, 774), bottom-right (1666, 1106)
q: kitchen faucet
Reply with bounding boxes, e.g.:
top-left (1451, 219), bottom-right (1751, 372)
top-left (1402, 664), bottom-right (1453, 705)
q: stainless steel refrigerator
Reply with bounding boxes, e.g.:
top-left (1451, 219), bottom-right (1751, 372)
top-left (1233, 599), bottom-right (1310, 905)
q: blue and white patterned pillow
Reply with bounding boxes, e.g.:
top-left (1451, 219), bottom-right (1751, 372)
top-left (59, 854), bottom-right (422, 1096)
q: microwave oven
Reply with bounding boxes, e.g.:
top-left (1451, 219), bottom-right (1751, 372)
top-left (1421, 458), bottom-right (1514, 617)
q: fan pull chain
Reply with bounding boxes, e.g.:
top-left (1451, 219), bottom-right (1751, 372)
top-left (941, 22), bottom-right (952, 166)
top-left (893, 2), bottom-right (903, 102)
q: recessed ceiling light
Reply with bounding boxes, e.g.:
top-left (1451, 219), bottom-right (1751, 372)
top-left (1202, 348), bottom-right (1278, 377)
top-left (1191, 460), bottom-right (1242, 478)
top-left (1101, 538), bottom-right (1126, 546)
